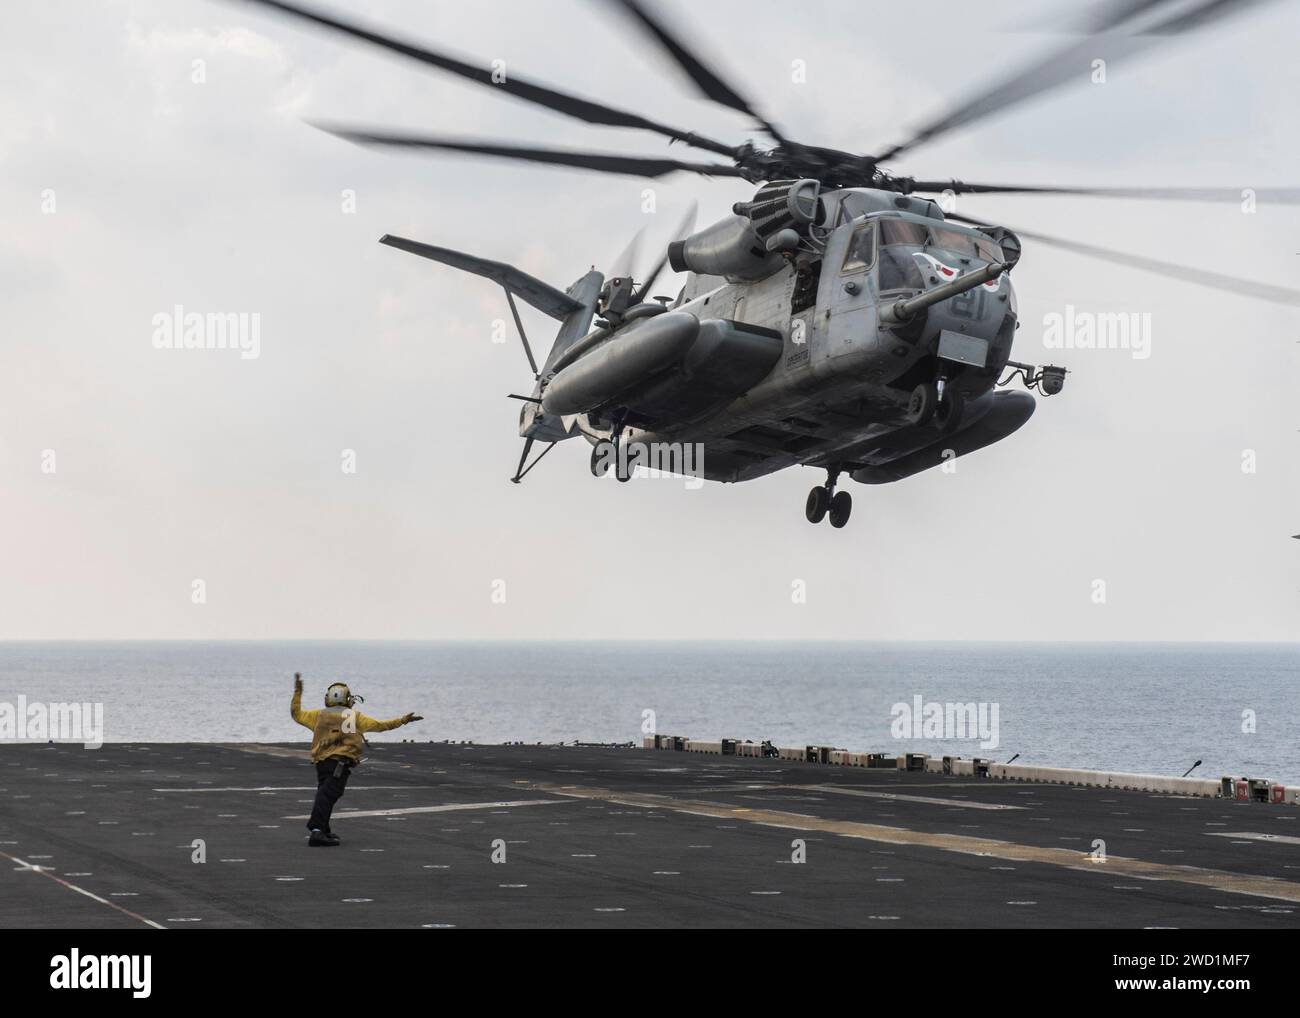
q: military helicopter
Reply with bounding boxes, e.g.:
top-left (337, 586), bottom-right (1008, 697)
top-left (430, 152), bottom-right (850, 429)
top-left (242, 0), bottom-right (1300, 528)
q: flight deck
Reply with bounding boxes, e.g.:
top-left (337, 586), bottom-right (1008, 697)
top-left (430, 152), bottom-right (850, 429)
top-left (2, 741), bottom-right (1297, 929)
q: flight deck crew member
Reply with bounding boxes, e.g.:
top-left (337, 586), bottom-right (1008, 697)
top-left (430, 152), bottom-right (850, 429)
top-left (290, 672), bottom-right (423, 847)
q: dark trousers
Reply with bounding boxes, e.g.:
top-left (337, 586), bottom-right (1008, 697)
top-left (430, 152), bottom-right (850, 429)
top-left (307, 757), bottom-right (352, 833)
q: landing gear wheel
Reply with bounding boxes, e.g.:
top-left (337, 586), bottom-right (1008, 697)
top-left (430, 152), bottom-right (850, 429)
top-left (906, 382), bottom-right (937, 426)
top-left (829, 490), bottom-right (853, 529)
top-left (590, 440), bottom-right (615, 477)
top-left (936, 387), bottom-right (965, 434)
top-left (805, 486), bottom-right (830, 524)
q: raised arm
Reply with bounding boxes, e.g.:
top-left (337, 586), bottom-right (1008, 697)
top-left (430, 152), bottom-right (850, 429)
top-left (290, 673), bottom-right (320, 730)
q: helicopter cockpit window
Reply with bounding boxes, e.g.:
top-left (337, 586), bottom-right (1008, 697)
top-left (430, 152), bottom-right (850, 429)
top-left (840, 223), bottom-right (876, 273)
top-left (833, 194), bottom-right (870, 226)
top-left (975, 238), bottom-right (1003, 263)
top-left (928, 226), bottom-right (1003, 263)
top-left (879, 220), bottom-right (929, 247)
top-left (878, 219), bottom-right (927, 291)
top-left (928, 226), bottom-right (979, 258)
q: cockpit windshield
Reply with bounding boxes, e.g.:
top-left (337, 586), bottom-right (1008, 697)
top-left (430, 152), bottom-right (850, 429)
top-left (880, 220), bottom-right (928, 247)
top-left (875, 217), bottom-right (1003, 291)
top-left (929, 226), bottom-right (1003, 263)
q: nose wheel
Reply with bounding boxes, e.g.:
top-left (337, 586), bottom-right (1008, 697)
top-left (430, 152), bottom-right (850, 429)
top-left (908, 380), bottom-right (964, 434)
top-left (805, 469), bottom-right (853, 528)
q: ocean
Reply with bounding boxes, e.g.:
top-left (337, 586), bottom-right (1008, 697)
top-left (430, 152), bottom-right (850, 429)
top-left (0, 641), bottom-right (1296, 785)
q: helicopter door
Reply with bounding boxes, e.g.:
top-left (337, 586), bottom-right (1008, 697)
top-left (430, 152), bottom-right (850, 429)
top-left (827, 221), bottom-right (877, 356)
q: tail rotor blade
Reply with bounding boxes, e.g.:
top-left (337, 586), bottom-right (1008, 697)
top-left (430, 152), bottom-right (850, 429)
top-left (633, 200), bottom-right (698, 303)
top-left (609, 227), bottom-right (645, 280)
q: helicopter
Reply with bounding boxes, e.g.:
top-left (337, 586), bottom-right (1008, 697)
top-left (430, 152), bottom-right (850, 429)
top-left (241, 0), bottom-right (1300, 529)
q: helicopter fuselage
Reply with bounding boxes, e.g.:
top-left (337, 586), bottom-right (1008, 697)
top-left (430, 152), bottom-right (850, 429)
top-left (538, 187), bottom-right (1036, 486)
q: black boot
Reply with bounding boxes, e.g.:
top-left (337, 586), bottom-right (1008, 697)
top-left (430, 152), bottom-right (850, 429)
top-left (308, 828), bottom-right (340, 847)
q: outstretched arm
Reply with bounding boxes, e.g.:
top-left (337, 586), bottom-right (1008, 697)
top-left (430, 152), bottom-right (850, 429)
top-left (357, 711), bottom-right (424, 734)
top-left (290, 673), bottom-right (320, 730)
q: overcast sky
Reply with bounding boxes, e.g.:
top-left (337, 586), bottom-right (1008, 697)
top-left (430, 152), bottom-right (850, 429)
top-left (1, 0), bottom-right (1297, 641)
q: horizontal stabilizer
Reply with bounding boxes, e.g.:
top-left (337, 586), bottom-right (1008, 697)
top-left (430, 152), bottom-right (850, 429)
top-left (380, 234), bottom-right (583, 320)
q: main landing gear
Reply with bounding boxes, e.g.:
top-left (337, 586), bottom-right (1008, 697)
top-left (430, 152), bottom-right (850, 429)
top-left (805, 467), bottom-right (852, 528)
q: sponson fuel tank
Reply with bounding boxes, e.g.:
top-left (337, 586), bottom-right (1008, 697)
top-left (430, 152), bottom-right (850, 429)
top-left (541, 310), bottom-right (783, 419)
top-left (851, 390), bottom-right (1036, 484)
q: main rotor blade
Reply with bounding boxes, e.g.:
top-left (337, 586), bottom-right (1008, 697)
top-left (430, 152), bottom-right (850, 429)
top-left (632, 199), bottom-right (698, 303)
top-left (313, 124), bottom-right (747, 179)
top-left (909, 181), bottom-right (1300, 205)
top-left (1066, 0), bottom-right (1185, 33)
top-left (947, 212), bottom-right (1300, 307)
top-left (876, 0), bottom-right (1274, 163)
top-left (239, 0), bottom-right (738, 158)
top-left (1020, 0), bottom-right (1184, 34)
top-left (605, 0), bottom-right (791, 146)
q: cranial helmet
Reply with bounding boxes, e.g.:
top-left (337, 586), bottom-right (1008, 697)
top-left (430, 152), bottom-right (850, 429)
top-left (324, 682), bottom-right (356, 709)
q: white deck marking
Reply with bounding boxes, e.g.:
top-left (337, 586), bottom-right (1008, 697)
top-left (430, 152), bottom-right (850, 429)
top-left (282, 798), bottom-right (569, 821)
top-left (797, 784), bottom-right (1025, 810)
top-left (0, 849), bottom-right (165, 929)
top-left (155, 785), bottom-right (440, 793)
top-left (1209, 832), bottom-right (1300, 846)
